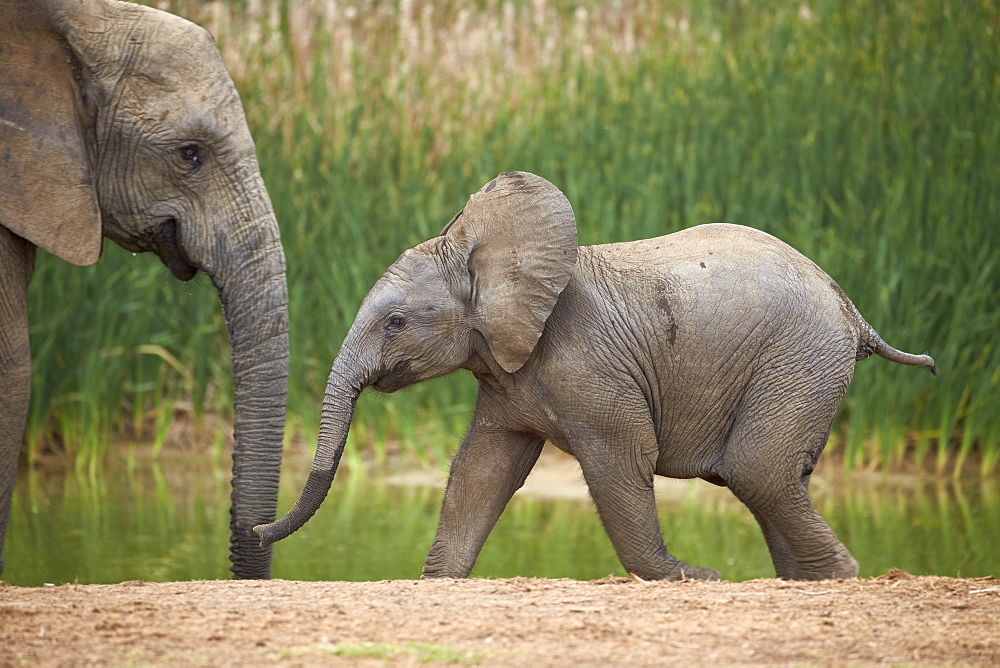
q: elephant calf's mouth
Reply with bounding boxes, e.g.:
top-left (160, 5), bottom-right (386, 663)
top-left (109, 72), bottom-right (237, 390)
top-left (155, 218), bottom-right (198, 281)
top-left (371, 362), bottom-right (418, 394)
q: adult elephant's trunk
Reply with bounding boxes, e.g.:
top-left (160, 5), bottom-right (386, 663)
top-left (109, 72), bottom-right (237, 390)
top-left (202, 205), bottom-right (289, 579)
top-left (253, 352), bottom-right (366, 548)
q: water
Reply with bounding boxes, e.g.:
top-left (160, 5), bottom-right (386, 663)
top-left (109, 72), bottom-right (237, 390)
top-left (5, 451), bottom-right (998, 586)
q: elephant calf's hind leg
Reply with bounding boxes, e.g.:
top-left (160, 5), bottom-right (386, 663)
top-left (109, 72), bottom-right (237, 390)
top-left (575, 431), bottom-right (720, 582)
top-left (723, 408), bottom-right (858, 580)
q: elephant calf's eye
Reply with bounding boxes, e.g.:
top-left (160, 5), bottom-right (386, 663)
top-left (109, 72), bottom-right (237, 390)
top-left (180, 145), bottom-right (202, 168)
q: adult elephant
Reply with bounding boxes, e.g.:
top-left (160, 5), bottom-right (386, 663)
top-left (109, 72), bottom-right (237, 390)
top-left (255, 172), bottom-right (936, 581)
top-left (0, 0), bottom-right (288, 579)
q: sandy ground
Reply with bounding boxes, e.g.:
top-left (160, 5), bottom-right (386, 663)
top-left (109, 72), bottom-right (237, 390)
top-left (2, 571), bottom-right (999, 666)
top-left (7, 445), bottom-right (999, 665)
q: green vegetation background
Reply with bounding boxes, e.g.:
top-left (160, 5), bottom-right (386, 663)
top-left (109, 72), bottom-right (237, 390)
top-left (25, 0), bottom-right (999, 472)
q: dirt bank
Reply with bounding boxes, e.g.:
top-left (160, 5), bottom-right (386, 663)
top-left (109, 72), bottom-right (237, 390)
top-left (2, 571), bottom-right (998, 666)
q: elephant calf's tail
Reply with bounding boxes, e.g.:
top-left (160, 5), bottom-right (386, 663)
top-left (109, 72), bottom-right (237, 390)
top-left (858, 329), bottom-right (937, 376)
top-left (876, 342), bottom-right (937, 375)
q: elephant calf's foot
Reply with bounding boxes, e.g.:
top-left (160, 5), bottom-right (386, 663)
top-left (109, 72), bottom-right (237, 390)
top-left (677, 565), bottom-right (721, 581)
top-left (632, 560), bottom-right (721, 582)
top-left (776, 551), bottom-right (859, 581)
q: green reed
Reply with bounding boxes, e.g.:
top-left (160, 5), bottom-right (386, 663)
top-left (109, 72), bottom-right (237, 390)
top-left (24, 0), bottom-right (999, 472)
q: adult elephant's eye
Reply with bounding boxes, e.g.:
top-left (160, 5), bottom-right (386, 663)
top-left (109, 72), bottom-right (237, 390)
top-left (386, 315), bottom-right (406, 331)
top-left (180, 145), bottom-right (202, 168)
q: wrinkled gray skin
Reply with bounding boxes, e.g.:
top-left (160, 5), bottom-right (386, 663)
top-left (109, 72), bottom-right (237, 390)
top-left (0, 0), bottom-right (288, 578)
top-left (256, 172), bottom-right (935, 581)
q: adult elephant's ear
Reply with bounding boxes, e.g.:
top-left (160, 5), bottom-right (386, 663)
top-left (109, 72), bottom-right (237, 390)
top-left (0, 0), bottom-right (101, 266)
top-left (444, 172), bottom-right (578, 373)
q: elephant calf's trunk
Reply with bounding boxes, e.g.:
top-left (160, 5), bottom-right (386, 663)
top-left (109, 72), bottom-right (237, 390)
top-left (252, 369), bottom-right (362, 548)
top-left (252, 468), bottom-right (335, 547)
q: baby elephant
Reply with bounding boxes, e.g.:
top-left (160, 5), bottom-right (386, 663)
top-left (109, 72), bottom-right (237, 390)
top-left (256, 172), bottom-right (935, 581)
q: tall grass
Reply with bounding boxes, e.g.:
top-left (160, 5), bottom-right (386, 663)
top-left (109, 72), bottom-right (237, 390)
top-left (25, 0), bottom-right (999, 473)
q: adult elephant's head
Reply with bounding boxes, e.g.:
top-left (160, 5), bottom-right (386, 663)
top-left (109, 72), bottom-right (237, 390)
top-left (254, 172), bottom-right (577, 547)
top-left (0, 0), bottom-right (288, 578)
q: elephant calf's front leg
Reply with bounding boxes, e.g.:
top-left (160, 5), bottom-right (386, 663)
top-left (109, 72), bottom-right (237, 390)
top-left (422, 426), bottom-right (544, 579)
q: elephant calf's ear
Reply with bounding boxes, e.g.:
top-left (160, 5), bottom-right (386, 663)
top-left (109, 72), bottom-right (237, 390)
top-left (0, 2), bottom-right (101, 266)
top-left (447, 172), bottom-right (578, 373)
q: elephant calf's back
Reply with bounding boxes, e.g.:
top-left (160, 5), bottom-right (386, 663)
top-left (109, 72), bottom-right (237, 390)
top-left (575, 225), bottom-right (861, 457)
top-left (584, 223), bottom-right (858, 349)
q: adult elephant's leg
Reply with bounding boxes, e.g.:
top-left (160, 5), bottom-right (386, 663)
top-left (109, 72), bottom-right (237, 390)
top-left (574, 418), bottom-right (720, 581)
top-left (422, 423), bottom-right (544, 579)
top-left (0, 228), bottom-right (36, 575)
top-left (722, 374), bottom-right (858, 580)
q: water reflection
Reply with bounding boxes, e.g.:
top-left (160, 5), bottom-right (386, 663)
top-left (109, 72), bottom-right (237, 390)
top-left (5, 452), bottom-right (998, 586)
